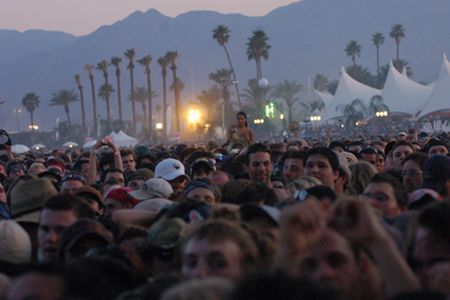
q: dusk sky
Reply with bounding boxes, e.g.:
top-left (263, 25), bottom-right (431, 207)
top-left (1, 0), bottom-right (299, 36)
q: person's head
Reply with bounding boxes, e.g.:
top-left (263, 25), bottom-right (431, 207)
top-left (391, 141), bottom-right (414, 171)
top-left (183, 178), bottom-right (221, 204)
top-left (236, 111), bottom-right (248, 128)
top-left (190, 158), bottom-right (216, 180)
top-left (347, 141), bottom-right (363, 153)
top-left (74, 186), bottom-right (104, 217)
top-left (282, 151), bottom-right (305, 184)
top-left (363, 172), bottom-right (407, 218)
top-left (102, 168), bottom-right (125, 185)
top-left (6, 160), bottom-right (26, 180)
top-left (420, 155), bottom-right (450, 197)
top-left (426, 140), bottom-right (449, 156)
top-left (245, 143), bottom-right (272, 186)
top-left (102, 187), bottom-right (139, 218)
top-left (60, 172), bottom-right (87, 195)
top-left (360, 147), bottom-right (378, 167)
top-left (38, 194), bottom-right (93, 262)
top-left (328, 141), bottom-right (346, 153)
top-left (303, 147), bottom-right (339, 190)
top-left (27, 162), bottom-right (46, 177)
top-left (294, 229), bottom-right (365, 297)
top-left (121, 149), bottom-right (137, 172)
top-left (155, 158), bottom-right (189, 199)
top-left (209, 171), bottom-right (230, 188)
top-left (181, 220), bottom-right (258, 280)
top-left (129, 178), bottom-right (173, 201)
top-left (410, 202), bottom-right (450, 291)
top-left (72, 159), bottom-right (90, 179)
top-left (347, 161), bottom-right (377, 195)
top-left (401, 152), bottom-right (427, 193)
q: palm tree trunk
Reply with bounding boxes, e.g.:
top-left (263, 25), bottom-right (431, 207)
top-left (89, 76), bottom-right (98, 136)
top-left (116, 72), bottom-right (123, 122)
top-left (223, 45), bottom-right (242, 110)
top-left (130, 69), bottom-right (136, 133)
top-left (171, 67), bottom-right (180, 133)
top-left (30, 112), bottom-right (34, 129)
top-left (376, 47), bottom-right (380, 74)
top-left (255, 58), bottom-right (260, 81)
top-left (78, 85), bottom-right (86, 132)
top-left (104, 76), bottom-right (111, 124)
top-left (288, 104), bottom-right (293, 125)
top-left (162, 72), bottom-right (168, 139)
top-left (396, 41), bottom-right (400, 63)
top-left (146, 72), bottom-right (153, 139)
top-left (65, 106), bottom-right (71, 125)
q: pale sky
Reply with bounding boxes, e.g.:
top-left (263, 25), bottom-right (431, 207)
top-left (1, 0), bottom-right (299, 36)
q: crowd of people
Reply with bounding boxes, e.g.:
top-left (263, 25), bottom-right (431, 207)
top-left (0, 111), bottom-right (449, 300)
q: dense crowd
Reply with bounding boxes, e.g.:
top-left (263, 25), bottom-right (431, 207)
top-left (0, 112), bottom-right (449, 300)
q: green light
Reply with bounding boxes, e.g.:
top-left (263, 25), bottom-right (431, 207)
top-left (265, 102), bottom-right (275, 118)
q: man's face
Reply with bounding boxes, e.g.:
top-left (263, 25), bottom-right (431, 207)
top-left (168, 176), bottom-right (188, 196)
top-left (428, 145), bottom-right (448, 156)
top-left (122, 154), bottom-right (136, 172)
top-left (8, 168), bottom-right (24, 180)
top-left (182, 238), bottom-right (243, 280)
top-left (283, 158), bottom-right (304, 184)
top-left (402, 160), bottom-right (423, 193)
top-left (247, 151), bottom-right (272, 184)
top-left (412, 226), bottom-right (450, 289)
top-left (392, 145), bottom-right (413, 170)
top-left (364, 182), bottom-right (402, 218)
top-left (60, 180), bottom-right (85, 195)
top-left (186, 187), bottom-right (216, 204)
top-left (376, 154), bottom-right (385, 172)
top-left (304, 154), bottom-right (338, 189)
top-left (104, 171), bottom-right (125, 185)
top-left (38, 209), bottom-right (78, 261)
top-left (361, 153), bottom-right (377, 166)
top-left (296, 230), bottom-right (360, 296)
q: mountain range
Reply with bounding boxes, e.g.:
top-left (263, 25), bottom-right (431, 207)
top-left (0, 0), bottom-right (449, 131)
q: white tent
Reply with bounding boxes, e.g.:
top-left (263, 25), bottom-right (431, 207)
top-left (12, 144), bottom-right (30, 154)
top-left (418, 54), bottom-right (450, 117)
top-left (381, 61), bottom-right (433, 116)
top-left (325, 67), bottom-right (381, 120)
top-left (82, 131), bottom-right (139, 149)
top-left (110, 130), bottom-right (139, 147)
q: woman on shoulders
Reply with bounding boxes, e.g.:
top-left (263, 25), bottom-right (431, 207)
top-left (227, 111), bottom-right (255, 148)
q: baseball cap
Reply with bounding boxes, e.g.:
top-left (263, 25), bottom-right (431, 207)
top-left (129, 178), bottom-right (173, 200)
top-left (155, 158), bottom-right (188, 181)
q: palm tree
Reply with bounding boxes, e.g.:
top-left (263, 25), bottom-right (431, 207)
top-left (110, 56), bottom-right (123, 122)
top-left (246, 30), bottom-right (271, 81)
top-left (49, 89), bottom-right (79, 125)
top-left (125, 48), bottom-right (137, 131)
top-left (390, 24), bottom-right (406, 64)
top-left (369, 95), bottom-right (390, 115)
top-left (372, 32), bottom-right (385, 74)
top-left (138, 55), bottom-right (154, 133)
top-left (212, 25), bottom-right (242, 110)
top-left (313, 74), bottom-right (329, 92)
top-left (339, 99), bottom-right (368, 127)
top-left (165, 51), bottom-right (181, 132)
top-left (157, 56), bottom-right (169, 138)
top-left (270, 80), bottom-right (303, 124)
top-left (345, 40), bottom-right (362, 67)
top-left (74, 74), bottom-right (86, 131)
top-left (21, 92), bottom-right (40, 129)
top-left (98, 83), bottom-right (115, 125)
top-left (197, 85), bottom-right (222, 124)
top-left (241, 79), bottom-right (271, 117)
top-left (327, 79), bottom-right (339, 95)
top-left (96, 60), bottom-right (112, 124)
top-left (84, 64), bottom-right (98, 136)
top-left (209, 68), bottom-right (234, 127)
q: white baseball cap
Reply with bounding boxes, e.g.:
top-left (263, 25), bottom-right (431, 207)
top-left (129, 178), bottom-right (173, 200)
top-left (155, 158), bottom-right (189, 181)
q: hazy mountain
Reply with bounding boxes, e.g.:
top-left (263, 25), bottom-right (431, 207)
top-left (0, 0), bottom-right (449, 131)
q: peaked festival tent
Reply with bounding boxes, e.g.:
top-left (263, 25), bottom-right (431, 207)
top-left (418, 54), bottom-right (450, 118)
top-left (325, 67), bottom-right (381, 120)
top-left (381, 61), bottom-right (434, 116)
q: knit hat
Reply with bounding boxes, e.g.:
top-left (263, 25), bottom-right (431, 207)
top-left (10, 178), bottom-right (58, 223)
top-left (183, 178), bottom-right (221, 201)
top-left (6, 160), bottom-right (26, 176)
top-left (0, 220), bottom-right (31, 264)
top-left (129, 178), bottom-right (173, 200)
